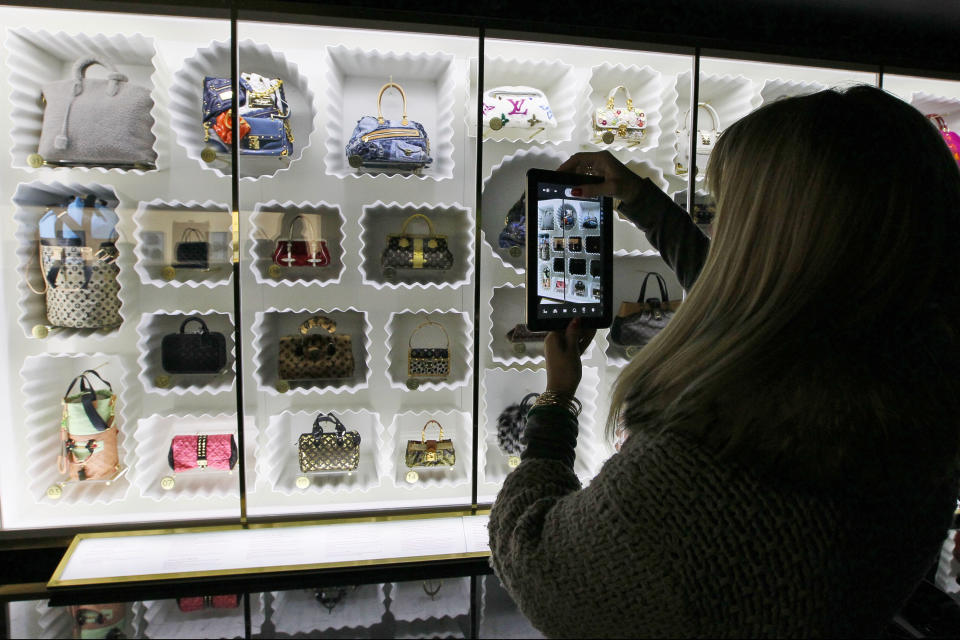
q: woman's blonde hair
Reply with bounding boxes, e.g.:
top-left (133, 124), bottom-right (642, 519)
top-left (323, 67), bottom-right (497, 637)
top-left (610, 86), bottom-right (960, 490)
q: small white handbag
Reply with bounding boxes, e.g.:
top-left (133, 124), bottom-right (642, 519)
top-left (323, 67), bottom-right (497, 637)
top-left (593, 85), bottom-right (646, 144)
top-left (676, 102), bottom-right (722, 176)
top-left (482, 86), bottom-right (557, 136)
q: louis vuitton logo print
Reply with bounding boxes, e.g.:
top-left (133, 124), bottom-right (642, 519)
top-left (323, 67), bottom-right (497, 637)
top-left (507, 99), bottom-right (528, 115)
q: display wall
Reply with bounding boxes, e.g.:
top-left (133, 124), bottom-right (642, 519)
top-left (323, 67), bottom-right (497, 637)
top-left (0, 3), bottom-right (957, 533)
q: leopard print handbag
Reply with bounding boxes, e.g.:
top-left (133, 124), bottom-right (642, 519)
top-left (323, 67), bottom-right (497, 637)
top-left (496, 392), bottom-right (539, 467)
top-left (407, 320), bottom-right (450, 379)
top-left (277, 315), bottom-right (355, 381)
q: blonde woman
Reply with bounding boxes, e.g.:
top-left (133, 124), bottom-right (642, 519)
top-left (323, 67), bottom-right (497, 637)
top-left (488, 86), bottom-right (960, 637)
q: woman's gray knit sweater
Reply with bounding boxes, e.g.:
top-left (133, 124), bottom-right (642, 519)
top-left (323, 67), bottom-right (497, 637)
top-left (488, 182), bottom-right (958, 638)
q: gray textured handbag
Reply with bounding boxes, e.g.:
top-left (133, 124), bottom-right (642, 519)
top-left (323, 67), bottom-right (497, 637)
top-left (35, 58), bottom-right (157, 170)
top-left (609, 272), bottom-right (680, 351)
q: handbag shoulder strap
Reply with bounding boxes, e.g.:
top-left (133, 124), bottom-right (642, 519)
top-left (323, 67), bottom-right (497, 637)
top-left (637, 271), bottom-right (669, 303)
top-left (179, 316), bottom-right (210, 334)
top-left (377, 82), bottom-right (408, 125)
top-left (180, 227), bottom-right (205, 243)
top-left (421, 419), bottom-right (444, 442)
top-left (605, 85), bottom-right (633, 111)
top-left (409, 321), bottom-right (450, 350)
top-left (299, 315), bottom-right (337, 335)
top-left (399, 213), bottom-right (437, 237)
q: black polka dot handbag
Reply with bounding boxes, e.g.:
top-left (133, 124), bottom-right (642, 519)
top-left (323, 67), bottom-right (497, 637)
top-left (407, 320), bottom-right (450, 379)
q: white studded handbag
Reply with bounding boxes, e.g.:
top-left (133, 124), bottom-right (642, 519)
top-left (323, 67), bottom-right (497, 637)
top-left (593, 85), bottom-right (646, 144)
top-left (676, 102), bottom-right (722, 176)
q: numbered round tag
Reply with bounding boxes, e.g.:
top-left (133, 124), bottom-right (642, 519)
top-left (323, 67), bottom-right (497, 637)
top-left (46, 485), bottom-right (62, 499)
top-left (160, 476), bottom-right (175, 491)
top-left (31, 325), bottom-right (49, 339)
top-left (295, 476), bottom-right (310, 489)
top-left (267, 264), bottom-right (282, 279)
top-left (406, 378), bottom-right (420, 391)
top-left (511, 342), bottom-right (526, 355)
top-left (508, 455), bottom-right (521, 468)
top-left (508, 246), bottom-right (522, 258)
top-left (405, 470), bottom-right (419, 484)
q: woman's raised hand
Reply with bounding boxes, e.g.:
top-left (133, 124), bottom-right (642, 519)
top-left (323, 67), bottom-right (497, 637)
top-left (556, 151), bottom-right (645, 204)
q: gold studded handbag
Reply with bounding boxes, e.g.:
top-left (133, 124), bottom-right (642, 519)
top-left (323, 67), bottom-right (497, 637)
top-left (297, 412), bottom-right (361, 472)
top-left (405, 420), bottom-right (455, 468)
top-left (407, 320), bottom-right (450, 379)
top-left (381, 213), bottom-right (453, 274)
top-left (277, 315), bottom-right (355, 381)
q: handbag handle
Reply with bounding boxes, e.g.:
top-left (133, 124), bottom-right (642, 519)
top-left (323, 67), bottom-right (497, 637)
top-left (63, 369), bottom-right (113, 399)
top-left (421, 419), bottom-right (444, 442)
top-left (927, 114), bottom-right (949, 132)
top-left (519, 392), bottom-right (540, 412)
top-left (312, 412), bottom-right (347, 440)
top-left (284, 215), bottom-right (315, 243)
top-left (637, 271), bottom-right (670, 303)
top-left (298, 315), bottom-right (337, 335)
top-left (71, 58), bottom-right (128, 96)
top-left (605, 85), bottom-right (634, 111)
top-left (681, 102), bottom-right (721, 132)
top-left (179, 227), bottom-right (205, 243)
top-left (399, 213), bottom-right (437, 237)
top-left (377, 82), bottom-right (408, 126)
top-left (179, 316), bottom-right (210, 335)
top-left (408, 320), bottom-right (450, 350)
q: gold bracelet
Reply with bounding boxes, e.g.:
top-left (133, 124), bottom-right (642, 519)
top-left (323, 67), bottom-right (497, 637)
top-left (532, 390), bottom-right (582, 417)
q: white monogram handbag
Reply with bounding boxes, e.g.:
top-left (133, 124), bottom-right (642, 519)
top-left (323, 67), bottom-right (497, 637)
top-left (482, 86), bottom-right (557, 136)
top-left (676, 102), bottom-right (722, 176)
top-left (593, 85), bottom-right (646, 144)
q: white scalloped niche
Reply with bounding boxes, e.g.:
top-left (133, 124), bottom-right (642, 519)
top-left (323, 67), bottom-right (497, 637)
top-left (604, 251), bottom-right (684, 367)
top-left (385, 310), bottom-right (472, 392)
top-left (389, 577), bottom-right (470, 622)
top-left (269, 585), bottom-right (386, 635)
top-left (6, 28), bottom-right (163, 174)
top-left (910, 91), bottom-right (960, 130)
top-left (251, 308), bottom-right (372, 395)
top-left (383, 410), bottom-right (471, 489)
top-left (324, 45), bottom-right (455, 181)
top-left (132, 413), bottom-right (248, 501)
top-left (488, 283), bottom-right (542, 366)
top-left (674, 71), bottom-right (760, 183)
top-left (614, 160), bottom-right (668, 254)
top-left (132, 199), bottom-right (233, 288)
top-left (359, 201), bottom-right (474, 289)
top-left (21, 353), bottom-right (133, 505)
top-left (760, 78), bottom-right (826, 105)
top-left (142, 599), bottom-right (244, 640)
top-left (13, 181), bottom-right (129, 340)
top-left (586, 64), bottom-right (665, 154)
top-left (480, 367), bottom-right (603, 486)
top-left (249, 200), bottom-right (346, 287)
top-left (170, 39), bottom-right (316, 180)
top-left (481, 147), bottom-right (567, 273)
top-left (469, 56), bottom-right (578, 145)
top-left (136, 310), bottom-right (236, 395)
top-left (258, 410), bottom-right (382, 496)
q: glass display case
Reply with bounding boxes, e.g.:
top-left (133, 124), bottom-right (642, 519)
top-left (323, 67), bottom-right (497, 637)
top-left (0, 0), bottom-right (958, 594)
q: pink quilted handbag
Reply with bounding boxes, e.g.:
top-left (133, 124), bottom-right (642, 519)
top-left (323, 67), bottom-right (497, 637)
top-left (928, 114), bottom-right (960, 167)
top-left (167, 434), bottom-right (237, 472)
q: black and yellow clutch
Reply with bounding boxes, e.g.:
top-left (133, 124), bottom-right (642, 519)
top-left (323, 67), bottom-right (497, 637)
top-left (407, 320), bottom-right (450, 378)
top-left (381, 213), bottom-right (453, 276)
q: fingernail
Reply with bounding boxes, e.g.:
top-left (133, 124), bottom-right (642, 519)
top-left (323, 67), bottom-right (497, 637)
top-left (571, 188), bottom-right (583, 196)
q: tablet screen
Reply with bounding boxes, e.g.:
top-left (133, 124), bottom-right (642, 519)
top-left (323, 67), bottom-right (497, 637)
top-left (533, 181), bottom-right (605, 321)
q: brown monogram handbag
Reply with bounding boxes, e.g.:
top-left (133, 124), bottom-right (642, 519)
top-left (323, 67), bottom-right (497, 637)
top-left (381, 213), bottom-right (453, 277)
top-left (407, 320), bottom-right (450, 378)
top-left (277, 316), bottom-right (355, 381)
top-left (405, 420), bottom-right (456, 468)
top-left (298, 413), bottom-right (361, 472)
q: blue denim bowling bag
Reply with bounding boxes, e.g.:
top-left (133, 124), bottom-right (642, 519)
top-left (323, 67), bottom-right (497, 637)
top-left (345, 82), bottom-right (432, 171)
top-left (202, 72), bottom-right (293, 157)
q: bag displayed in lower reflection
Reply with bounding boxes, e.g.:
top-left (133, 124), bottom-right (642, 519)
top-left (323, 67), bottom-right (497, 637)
top-left (297, 412), bottom-right (361, 473)
top-left (161, 316), bottom-right (228, 375)
top-left (496, 393), bottom-right (539, 463)
top-left (177, 594), bottom-right (240, 612)
top-left (59, 369), bottom-right (120, 482)
top-left (609, 272), bottom-right (681, 348)
top-left (405, 420), bottom-right (456, 468)
top-left (168, 434), bottom-right (238, 473)
top-left (407, 320), bottom-right (450, 379)
top-left (506, 323), bottom-right (548, 343)
top-left (277, 316), bottom-right (355, 381)
top-left (315, 585), bottom-right (359, 613)
top-left (69, 602), bottom-right (126, 638)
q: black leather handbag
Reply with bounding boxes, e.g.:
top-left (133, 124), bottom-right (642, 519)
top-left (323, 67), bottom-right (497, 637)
top-left (174, 227), bottom-right (209, 269)
top-left (161, 316), bottom-right (227, 374)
